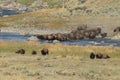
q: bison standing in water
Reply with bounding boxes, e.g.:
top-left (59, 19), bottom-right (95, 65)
top-left (89, 31), bottom-right (96, 39)
top-left (101, 33), bottom-right (107, 38)
top-left (113, 27), bottom-right (120, 32)
top-left (41, 48), bottom-right (49, 55)
top-left (15, 49), bottom-right (25, 54)
top-left (34, 25), bottom-right (106, 41)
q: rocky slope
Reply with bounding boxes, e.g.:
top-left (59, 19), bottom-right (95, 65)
top-left (0, 0), bottom-right (120, 16)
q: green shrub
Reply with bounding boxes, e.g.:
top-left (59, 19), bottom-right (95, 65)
top-left (16, 0), bottom-right (35, 6)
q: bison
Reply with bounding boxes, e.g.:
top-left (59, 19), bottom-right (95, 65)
top-left (101, 33), bottom-right (107, 38)
top-left (32, 50), bottom-right (37, 55)
top-left (113, 27), bottom-right (120, 32)
top-left (96, 53), bottom-right (103, 59)
top-left (96, 53), bottom-right (110, 59)
top-left (41, 48), bottom-right (49, 55)
top-left (16, 49), bottom-right (25, 54)
top-left (90, 52), bottom-right (95, 59)
top-left (77, 24), bottom-right (87, 31)
top-left (102, 54), bottom-right (110, 59)
top-left (89, 31), bottom-right (96, 39)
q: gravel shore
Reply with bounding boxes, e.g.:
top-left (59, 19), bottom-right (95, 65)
top-left (0, 27), bottom-right (70, 35)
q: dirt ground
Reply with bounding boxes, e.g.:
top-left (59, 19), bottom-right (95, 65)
top-left (0, 53), bottom-right (120, 80)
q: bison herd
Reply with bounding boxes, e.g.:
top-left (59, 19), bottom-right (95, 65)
top-left (90, 52), bottom-right (110, 59)
top-left (15, 48), bottom-right (110, 59)
top-left (15, 48), bottom-right (49, 56)
top-left (34, 25), bottom-right (107, 41)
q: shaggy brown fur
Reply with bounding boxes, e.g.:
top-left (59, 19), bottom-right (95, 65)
top-left (41, 48), bottom-right (49, 55)
top-left (16, 49), bottom-right (25, 54)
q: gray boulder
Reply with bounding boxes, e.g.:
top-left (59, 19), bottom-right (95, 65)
top-left (28, 36), bottom-right (39, 41)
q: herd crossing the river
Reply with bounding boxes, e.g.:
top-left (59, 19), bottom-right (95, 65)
top-left (34, 25), bottom-right (107, 41)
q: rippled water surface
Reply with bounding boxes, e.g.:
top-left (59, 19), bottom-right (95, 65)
top-left (0, 32), bottom-right (120, 47)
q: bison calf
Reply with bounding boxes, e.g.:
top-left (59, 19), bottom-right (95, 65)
top-left (41, 48), bottom-right (49, 55)
top-left (16, 49), bottom-right (25, 54)
top-left (32, 50), bottom-right (37, 55)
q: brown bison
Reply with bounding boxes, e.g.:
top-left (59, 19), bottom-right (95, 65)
top-left (102, 54), bottom-right (110, 59)
top-left (75, 34), bottom-right (84, 40)
top-left (90, 52), bottom-right (95, 59)
top-left (113, 27), bottom-right (120, 32)
top-left (96, 53), bottom-right (103, 59)
top-left (41, 48), bottom-right (49, 55)
top-left (35, 34), bottom-right (44, 39)
top-left (101, 33), bottom-right (107, 38)
top-left (96, 53), bottom-right (110, 59)
top-left (89, 31), bottom-right (96, 39)
top-left (16, 49), bottom-right (25, 54)
top-left (84, 31), bottom-right (90, 38)
top-left (77, 24), bottom-right (87, 31)
top-left (95, 27), bottom-right (101, 35)
top-left (32, 50), bottom-right (37, 55)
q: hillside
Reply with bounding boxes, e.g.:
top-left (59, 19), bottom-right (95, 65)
top-left (0, 0), bottom-right (120, 36)
top-left (0, 0), bottom-right (120, 16)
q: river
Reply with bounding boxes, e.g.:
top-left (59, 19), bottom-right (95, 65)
top-left (0, 32), bottom-right (120, 47)
top-left (0, 9), bottom-right (18, 17)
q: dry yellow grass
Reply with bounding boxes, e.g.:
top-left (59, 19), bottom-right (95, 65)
top-left (83, 0), bottom-right (117, 8)
top-left (0, 40), bottom-right (120, 58)
top-left (0, 40), bottom-right (120, 80)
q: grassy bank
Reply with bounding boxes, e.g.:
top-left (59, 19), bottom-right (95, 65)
top-left (0, 9), bottom-right (69, 29)
top-left (0, 40), bottom-right (120, 80)
top-left (0, 8), bottom-right (120, 35)
top-left (0, 40), bottom-right (120, 59)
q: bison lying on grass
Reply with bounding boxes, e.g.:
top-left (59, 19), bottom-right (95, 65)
top-left (90, 52), bottom-right (110, 59)
top-left (96, 53), bottom-right (110, 59)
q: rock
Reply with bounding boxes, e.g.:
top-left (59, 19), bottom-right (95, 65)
top-left (53, 40), bottom-right (60, 44)
top-left (28, 36), bottom-right (39, 41)
top-left (111, 33), bottom-right (120, 40)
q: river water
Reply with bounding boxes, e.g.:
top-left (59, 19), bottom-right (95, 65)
top-left (0, 9), bottom-right (18, 17)
top-left (0, 32), bottom-right (120, 47)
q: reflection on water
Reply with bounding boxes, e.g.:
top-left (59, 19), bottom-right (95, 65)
top-left (0, 32), bottom-right (120, 46)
